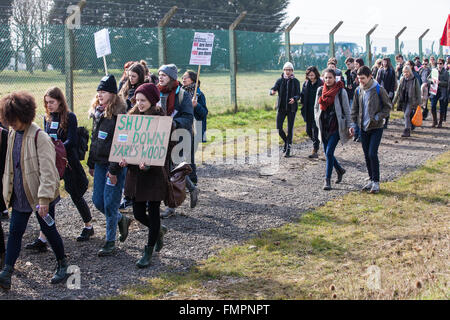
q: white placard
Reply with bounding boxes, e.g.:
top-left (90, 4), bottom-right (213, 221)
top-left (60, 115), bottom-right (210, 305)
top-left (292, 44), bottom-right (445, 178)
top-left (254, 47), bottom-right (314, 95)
top-left (189, 32), bottom-right (215, 66)
top-left (94, 28), bottom-right (111, 58)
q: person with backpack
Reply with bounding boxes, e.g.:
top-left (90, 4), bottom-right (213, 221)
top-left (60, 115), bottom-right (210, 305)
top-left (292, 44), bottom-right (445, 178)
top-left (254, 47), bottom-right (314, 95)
top-left (24, 87), bottom-right (93, 252)
top-left (118, 83), bottom-right (170, 268)
top-left (156, 64), bottom-right (195, 219)
top-left (376, 57), bottom-right (397, 129)
top-left (314, 68), bottom-right (351, 191)
top-left (88, 75), bottom-right (132, 256)
top-left (182, 70), bottom-right (208, 187)
top-left (0, 91), bottom-right (69, 290)
top-left (300, 66), bottom-right (323, 158)
top-left (350, 66), bottom-right (392, 194)
top-left (270, 62), bottom-right (301, 158)
top-left (393, 65), bottom-right (421, 137)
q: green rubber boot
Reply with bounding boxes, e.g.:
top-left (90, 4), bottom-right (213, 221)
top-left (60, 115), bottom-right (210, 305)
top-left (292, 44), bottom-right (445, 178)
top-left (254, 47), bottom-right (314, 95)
top-left (155, 225), bottom-right (168, 253)
top-left (136, 245), bottom-right (154, 269)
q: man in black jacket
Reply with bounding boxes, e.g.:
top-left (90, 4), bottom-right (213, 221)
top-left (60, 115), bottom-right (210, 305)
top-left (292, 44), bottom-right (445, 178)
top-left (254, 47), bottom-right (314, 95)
top-left (270, 62), bottom-right (301, 157)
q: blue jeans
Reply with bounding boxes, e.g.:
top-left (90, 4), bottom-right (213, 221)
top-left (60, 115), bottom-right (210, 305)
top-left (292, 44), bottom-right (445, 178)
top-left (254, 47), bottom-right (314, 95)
top-left (92, 164), bottom-right (126, 242)
top-left (360, 128), bottom-right (383, 182)
top-left (322, 132), bottom-right (343, 179)
top-left (5, 203), bottom-right (65, 267)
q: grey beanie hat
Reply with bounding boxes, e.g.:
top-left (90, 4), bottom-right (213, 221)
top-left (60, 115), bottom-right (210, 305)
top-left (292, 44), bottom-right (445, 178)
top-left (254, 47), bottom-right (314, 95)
top-left (158, 64), bottom-right (178, 80)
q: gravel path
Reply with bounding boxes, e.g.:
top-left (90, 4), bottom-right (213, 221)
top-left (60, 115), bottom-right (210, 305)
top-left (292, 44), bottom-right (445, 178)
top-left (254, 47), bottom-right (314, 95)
top-left (0, 118), bottom-right (449, 300)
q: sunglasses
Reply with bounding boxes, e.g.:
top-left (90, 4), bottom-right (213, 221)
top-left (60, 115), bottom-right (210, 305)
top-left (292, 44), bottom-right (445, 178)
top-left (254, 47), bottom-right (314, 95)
top-left (438, 63), bottom-right (443, 65)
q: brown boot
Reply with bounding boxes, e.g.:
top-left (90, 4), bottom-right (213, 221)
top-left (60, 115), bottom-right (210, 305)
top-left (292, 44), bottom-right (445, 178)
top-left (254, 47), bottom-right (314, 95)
top-left (431, 111), bottom-right (437, 127)
top-left (308, 148), bottom-right (319, 159)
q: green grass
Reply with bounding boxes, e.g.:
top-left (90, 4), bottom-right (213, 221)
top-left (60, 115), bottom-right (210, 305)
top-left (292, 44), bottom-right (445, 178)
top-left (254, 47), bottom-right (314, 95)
top-left (114, 151), bottom-right (450, 300)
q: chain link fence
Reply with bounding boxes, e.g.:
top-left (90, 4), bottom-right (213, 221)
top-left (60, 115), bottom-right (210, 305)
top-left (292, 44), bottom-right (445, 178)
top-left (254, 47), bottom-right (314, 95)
top-left (0, 22), bottom-right (446, 129)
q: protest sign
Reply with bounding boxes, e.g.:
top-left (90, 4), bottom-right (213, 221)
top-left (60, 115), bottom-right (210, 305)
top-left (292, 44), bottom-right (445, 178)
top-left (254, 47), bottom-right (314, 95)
top-left (429, 69), bottom-right (439, 95)
top-left (94, 28), bottom-right (111, 74)
top-left (109, 114), bottom-right (172, 166)
top-left (189, 32), bottom-right (215, 66)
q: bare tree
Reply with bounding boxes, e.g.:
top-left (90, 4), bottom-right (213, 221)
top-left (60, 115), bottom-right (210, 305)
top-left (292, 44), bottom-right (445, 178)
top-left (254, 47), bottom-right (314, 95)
top-left (10, 0), bottom-right (53, 73)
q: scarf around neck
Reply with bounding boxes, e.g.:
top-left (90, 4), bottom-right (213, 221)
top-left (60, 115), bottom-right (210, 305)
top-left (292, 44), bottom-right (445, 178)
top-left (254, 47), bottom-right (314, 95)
top-left (158, 80), bottom-right (180, 116)
top-left (319, 81), bottom-right (344, 111)
top-left (283, 73), bottom-right (295, 80)
top-left (182, 83), bottom-right (196, 99)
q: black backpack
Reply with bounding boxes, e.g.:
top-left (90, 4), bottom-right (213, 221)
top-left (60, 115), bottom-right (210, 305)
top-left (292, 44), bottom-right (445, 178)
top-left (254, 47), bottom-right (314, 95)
top-left (77, 126), bottom-right (89, 160)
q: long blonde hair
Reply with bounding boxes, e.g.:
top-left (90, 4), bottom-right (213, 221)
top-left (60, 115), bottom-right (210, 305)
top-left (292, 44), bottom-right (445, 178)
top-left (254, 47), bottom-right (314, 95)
top-left (89, 93), bottom-right (124, 119)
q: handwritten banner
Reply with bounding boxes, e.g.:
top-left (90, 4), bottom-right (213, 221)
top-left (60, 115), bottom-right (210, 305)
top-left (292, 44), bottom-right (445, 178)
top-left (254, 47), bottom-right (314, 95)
top-left (108, 114), bottom-right (172, 166)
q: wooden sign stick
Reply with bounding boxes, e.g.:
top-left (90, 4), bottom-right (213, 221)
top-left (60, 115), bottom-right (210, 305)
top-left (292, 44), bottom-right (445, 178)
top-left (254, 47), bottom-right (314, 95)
top-left (103, 56), bottom-right (108, 75)
top-left (193, 65), bottom-right (201, 102)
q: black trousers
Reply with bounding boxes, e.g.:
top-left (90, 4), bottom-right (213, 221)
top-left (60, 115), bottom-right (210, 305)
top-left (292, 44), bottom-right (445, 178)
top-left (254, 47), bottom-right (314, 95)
top-left (276, 108), bottom-right (296, 145)
top-left (133, 201), bottom-right (161, 247)
top-left (305, 118), bottom-right (320, 151)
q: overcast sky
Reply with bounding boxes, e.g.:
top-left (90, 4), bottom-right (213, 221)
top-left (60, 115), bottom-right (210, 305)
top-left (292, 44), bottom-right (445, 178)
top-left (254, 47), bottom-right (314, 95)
top-left (285, 0), bottom-right (449, 54)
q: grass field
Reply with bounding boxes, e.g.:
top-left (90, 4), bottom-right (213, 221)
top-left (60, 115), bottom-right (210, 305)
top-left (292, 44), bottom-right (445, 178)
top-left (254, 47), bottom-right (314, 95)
top-left (0, 69), bottom-right (283, 127)
top-left (115, 151), bottom-right (450, 300)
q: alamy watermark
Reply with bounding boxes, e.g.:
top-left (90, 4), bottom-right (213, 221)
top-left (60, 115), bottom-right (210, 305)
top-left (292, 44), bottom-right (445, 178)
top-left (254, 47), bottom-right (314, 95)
top-left (66, 5), bottom-right (81, 30)
top-left (66, 265), bottom-right (81, 290)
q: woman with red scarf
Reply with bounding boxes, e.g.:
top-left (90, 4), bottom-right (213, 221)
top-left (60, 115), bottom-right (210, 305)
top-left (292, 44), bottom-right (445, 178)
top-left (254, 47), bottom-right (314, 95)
top-left (314, 68), bottom-right (352, 190)
top-left (157, 64), bottom-right (195, 219)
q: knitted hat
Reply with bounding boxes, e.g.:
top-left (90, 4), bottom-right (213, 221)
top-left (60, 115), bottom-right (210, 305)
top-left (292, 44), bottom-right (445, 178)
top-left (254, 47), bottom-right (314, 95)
top-left (158, 64), bottom-right (178, 80)
top-left (97, 75), bottom-right (118, 94)
top-left (134, 83), bottom-right (160, 106)
top-left (283, 62), bottom-right (294, 71)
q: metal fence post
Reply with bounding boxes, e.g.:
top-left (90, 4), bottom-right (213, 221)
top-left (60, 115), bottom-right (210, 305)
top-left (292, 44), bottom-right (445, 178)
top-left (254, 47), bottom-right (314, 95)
top-left (229, 11), bottom-right (247, 113)
top-left (418, 29), bottom-right (430, 61)
top-left (329, 21), bottom-right (343, 59)
top-left (366, 24), bottom-right (378, 66)
top-left (158, 6), bottom-right (177, 67)
top-left (395, 26), bottom-right (407, 55)
top-left (284, 17), bottom-right (299, 63)
top-left (64, 0), bottom-right (86, 112)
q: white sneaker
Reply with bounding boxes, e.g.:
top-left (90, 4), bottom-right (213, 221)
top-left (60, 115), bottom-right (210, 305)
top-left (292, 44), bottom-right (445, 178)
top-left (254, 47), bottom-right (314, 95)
top-left (370, 182), bottom-right (380, 194)
top-left (362, 181), bottom-right (373, 191)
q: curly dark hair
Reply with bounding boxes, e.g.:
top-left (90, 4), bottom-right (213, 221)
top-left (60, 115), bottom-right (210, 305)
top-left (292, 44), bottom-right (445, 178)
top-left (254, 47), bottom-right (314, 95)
top-left (0, 91), bottom-right (36, 126)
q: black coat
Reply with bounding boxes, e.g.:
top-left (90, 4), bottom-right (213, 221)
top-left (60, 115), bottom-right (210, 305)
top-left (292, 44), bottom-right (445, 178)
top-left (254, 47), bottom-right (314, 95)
top-left (271, 75), bottom-right (301, 113)
top-left (376, 67), bottom-right (396, 95)
top-left (300, 78), bottom-right (323, 123)
top-left (44, 112), bottom-right (88, 199)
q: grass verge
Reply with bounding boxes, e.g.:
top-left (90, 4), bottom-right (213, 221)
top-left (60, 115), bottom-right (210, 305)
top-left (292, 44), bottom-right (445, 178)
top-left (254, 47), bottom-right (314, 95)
top-left (114, 151), bottom-right (450, 300)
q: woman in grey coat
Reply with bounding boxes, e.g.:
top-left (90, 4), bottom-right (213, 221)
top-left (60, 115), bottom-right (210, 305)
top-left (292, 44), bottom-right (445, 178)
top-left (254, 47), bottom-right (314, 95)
top-left (393, 65), bottom-right (421, 137)
top-left (314, 68), bottom-right (352, 190)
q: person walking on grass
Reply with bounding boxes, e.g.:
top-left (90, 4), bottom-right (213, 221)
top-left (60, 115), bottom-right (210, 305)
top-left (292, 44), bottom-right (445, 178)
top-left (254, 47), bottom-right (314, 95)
top-left (88, 75), bottom-right (132, 257)
top-left (25, 87), bottom-right (94, 254)
top-left (350, 66), bottom-right (392, 194)
top-left (119, 83), bottom-right (169, 268)
top-left (376, 57), bottom-right (397, 129)
top-left (0, 92), bottom-right (69, 290)
top-left (300, 66), bottom-right (323, 158)
top-left (314, 68), bottom-right (351, 190)
top-left (270, 62), bottom-right (301, 158)
top-left (393, 65), bottom-right (421, 137)
top-left (157, 64), bottom-right (195, 219)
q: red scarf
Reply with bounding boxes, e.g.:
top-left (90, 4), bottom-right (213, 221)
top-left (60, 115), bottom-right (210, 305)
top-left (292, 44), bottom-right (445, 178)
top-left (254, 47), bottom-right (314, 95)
top-left (158, 80), bottom-right (180, 116)
top-left (319, 81), bottom-right (344, 111)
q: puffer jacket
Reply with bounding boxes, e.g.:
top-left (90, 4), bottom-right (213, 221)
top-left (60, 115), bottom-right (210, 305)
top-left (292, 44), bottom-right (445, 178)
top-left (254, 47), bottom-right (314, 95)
top-left (3, 123), bottom-right (60, 208)
top-left (87, 98), bottom-right (127, 175)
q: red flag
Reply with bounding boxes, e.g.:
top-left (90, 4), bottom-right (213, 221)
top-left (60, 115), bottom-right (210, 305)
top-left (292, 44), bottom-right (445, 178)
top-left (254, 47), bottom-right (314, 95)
top-left (440, 14), bottom-right (450, 46)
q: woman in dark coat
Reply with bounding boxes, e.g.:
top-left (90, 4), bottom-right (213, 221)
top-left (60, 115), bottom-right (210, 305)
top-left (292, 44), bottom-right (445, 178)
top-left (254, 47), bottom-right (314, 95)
top-left (300, 66), bottom-right (323, 158)
top-left (0, 124), bottom-right (7, 269)
top-left (119, 83), bottom-right (169, 268)
top-left (270, 62), bottom-right (301, 157)
top-left (39, 88), bottom-right (92, 244)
